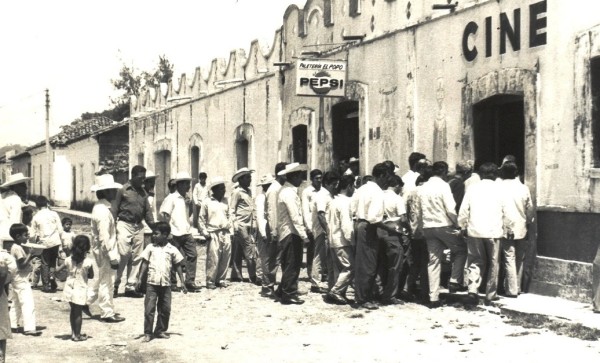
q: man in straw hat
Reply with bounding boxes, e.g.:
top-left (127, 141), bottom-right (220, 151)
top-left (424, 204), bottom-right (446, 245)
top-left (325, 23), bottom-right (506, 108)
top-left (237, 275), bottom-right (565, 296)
top-left (0, 173), bottom-right (32, 236)
top-left (229, 167), bottom-right (257, 284)
top-left (275, 163), bottom-right (309, 305)
top-left (88, 173), bottom-right (126, 323)
top-left (198, 177), bottom-right (232, 289)
top-left (112, 165), bottom-right (155, 298)
top-left (255, 174), bottom-right (274, 297)
top-left (160, 172), bottom-right (202, 292)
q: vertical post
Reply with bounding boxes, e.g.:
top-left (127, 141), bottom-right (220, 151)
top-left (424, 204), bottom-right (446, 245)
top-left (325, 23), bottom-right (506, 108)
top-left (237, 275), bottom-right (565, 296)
top-left (318, 96), bottom-right (326, 144)
top-left (45, 89), bottom-right (51, 198)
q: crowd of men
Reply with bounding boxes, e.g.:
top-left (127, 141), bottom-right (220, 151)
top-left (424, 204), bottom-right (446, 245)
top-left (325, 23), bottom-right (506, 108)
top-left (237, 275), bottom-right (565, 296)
top-left (0, 152), bottom-right (535, 322)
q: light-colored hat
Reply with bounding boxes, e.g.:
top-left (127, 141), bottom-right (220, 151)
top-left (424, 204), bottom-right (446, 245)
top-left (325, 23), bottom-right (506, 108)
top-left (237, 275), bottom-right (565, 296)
top-left (90, 174), bottom-right (122, 192)
top-left (277, 162), bottom-right (308, 176)
top-left (349, 157), bottom-right (359, 164)
top-left (232, 167), bottom-right (255, 183)
top-left (257, 173), bottom-right (275, 186)
top-left (1, 173), bottom-right (32, 188)
top-left (173, 171), bottom-right (192, 182)
top-left (208, 176), bottom-right (226, 190)
top-left (144, 170), bottom-right (158, 180)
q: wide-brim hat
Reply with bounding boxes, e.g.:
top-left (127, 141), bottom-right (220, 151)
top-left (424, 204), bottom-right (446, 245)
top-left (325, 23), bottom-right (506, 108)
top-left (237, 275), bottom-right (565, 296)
top-left (144, 170), bottom-right (158, 180)
top-left (257, 173), bottom-right (275, 186)
top-left (349, 157), bottom-right (359, 164)
top-left (173, 171), bottom-right (192, 182)
top-left (277, 162), bottom-right (308, 176)
top-left (1, 173), bottom-right (32, 188)
top-left (208, 176), bottom-right (226, 190)
top-left (91, 174), bottom-right (122, 192)
top-left (232, 167), bottom-right (255, 183)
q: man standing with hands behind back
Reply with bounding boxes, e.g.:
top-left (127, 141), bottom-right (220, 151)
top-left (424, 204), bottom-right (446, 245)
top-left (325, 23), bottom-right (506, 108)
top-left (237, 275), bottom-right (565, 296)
top-left (112, 165), bottom-right (155, 298)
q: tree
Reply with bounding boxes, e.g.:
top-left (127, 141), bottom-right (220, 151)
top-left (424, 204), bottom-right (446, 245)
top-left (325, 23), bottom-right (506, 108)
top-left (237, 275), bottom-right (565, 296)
top-left (111, 55), bottom-right (174, 105)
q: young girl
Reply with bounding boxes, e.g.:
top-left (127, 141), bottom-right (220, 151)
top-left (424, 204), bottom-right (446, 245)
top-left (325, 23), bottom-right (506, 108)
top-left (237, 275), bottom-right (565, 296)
top-left (60, 235), bottom-right (94, 342)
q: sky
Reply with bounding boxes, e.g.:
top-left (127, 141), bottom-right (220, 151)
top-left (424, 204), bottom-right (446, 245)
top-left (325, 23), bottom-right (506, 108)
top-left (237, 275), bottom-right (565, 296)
top-left (0, 0), bottom-right (305, 148)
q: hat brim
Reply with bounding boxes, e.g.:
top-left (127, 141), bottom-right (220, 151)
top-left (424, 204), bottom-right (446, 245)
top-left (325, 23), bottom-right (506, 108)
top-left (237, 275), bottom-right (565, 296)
top-left (91, 182), bottom-right (123, 192)
top-left (0, 177), bottom-right (32, 188)
top-left (232, 170), bottom-right (255, 183)
top-left (173, 178), bottom-right (192, 183)
top-left (209, 181), bottom-right (225, 190)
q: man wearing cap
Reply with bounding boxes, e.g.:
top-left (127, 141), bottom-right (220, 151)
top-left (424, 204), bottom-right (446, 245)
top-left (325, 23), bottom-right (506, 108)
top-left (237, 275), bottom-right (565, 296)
top-left (112, 165), bottom-right (155, 298)
top-left (276, 163), bottom-right (310, 305)
top-left (199, 177), bottom-right (232, 289)
top-left (255, 174), bottom-right (274, 297)
top-left (160, 172), bottom-right (201, 292)
top-left (229, 168), bottom-right (257, 283)
top-left (88, 174), bottom-right (126, 323)
top-left (262, 163), bottom-right (287, 296)
top-left (0, 173), bottom-right (32, 236)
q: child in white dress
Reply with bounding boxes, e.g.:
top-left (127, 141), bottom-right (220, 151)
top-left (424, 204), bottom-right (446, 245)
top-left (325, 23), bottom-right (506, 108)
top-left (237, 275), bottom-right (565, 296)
top-left (60, 235), bottom-right (93, 342)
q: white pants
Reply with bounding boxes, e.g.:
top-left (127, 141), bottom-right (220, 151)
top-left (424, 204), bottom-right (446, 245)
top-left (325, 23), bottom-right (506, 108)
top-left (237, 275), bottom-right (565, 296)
top-left (9, 280), bottom-right (36, 332)
top-left (87, 252), bottom-right (117, 319)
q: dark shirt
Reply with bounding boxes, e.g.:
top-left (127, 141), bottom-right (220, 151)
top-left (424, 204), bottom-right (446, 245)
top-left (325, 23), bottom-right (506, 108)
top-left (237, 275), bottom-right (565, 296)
top-left (448, 176), bottom-right (466, 214)
top-left (112, 181), bottom-right (154, 225)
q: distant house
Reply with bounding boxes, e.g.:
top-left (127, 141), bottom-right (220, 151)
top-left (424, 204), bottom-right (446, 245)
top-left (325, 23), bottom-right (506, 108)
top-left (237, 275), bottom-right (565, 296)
top-left (7, 150), bottom-right (30, 183)
top-left (27, 117), bottom-right (129, 207)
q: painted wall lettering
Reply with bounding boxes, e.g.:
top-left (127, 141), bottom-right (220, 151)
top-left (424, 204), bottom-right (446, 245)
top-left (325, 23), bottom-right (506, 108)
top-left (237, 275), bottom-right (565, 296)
top-left (462, 0), bottom-right (547, 61)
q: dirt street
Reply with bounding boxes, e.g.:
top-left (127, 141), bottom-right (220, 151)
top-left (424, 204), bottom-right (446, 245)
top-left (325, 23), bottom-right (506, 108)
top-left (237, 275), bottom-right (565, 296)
top-left (6, 227), bottom-right (600, 362)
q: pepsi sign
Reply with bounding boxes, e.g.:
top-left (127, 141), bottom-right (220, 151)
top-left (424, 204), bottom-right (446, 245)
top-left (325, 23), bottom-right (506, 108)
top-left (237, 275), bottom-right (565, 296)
top-left (296, 60), bottom-right (347, 97)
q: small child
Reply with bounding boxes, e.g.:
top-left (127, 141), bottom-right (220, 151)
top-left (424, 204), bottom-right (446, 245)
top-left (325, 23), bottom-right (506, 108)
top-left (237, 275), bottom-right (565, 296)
top-left (60, 235), bottom-right (94, 342)
top-left (22, 207), bottom-right (42, 289)
top-left (60, 218), bottom-right (74, 256)
top-left (7, 223), bottom-right (42, 336)
top-left (137, 222), bottom-right (187, 343)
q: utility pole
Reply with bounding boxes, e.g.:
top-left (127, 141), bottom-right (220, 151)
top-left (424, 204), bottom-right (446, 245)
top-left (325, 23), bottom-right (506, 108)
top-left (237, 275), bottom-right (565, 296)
top-left (45, 89), bottom-right (51, 198)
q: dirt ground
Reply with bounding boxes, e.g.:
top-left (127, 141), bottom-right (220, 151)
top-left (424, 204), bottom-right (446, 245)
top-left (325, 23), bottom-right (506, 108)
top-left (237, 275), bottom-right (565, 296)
top-left (6, 224), bottom-right (600, 362)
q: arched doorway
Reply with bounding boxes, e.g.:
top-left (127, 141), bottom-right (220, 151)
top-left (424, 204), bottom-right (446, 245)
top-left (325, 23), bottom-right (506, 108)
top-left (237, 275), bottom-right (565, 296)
top-left (473, 94), bottom-right (525, 175)
top-left (190, 146), bottom-right (200, 184)
top-left (236, 139), bottom-right (249, 169)
top-left (292, 125), bottom-right (308, 163)
top-left (154, 150), bottom-right (171, 208)
top-left (332, 101), bottom-right (359, 165)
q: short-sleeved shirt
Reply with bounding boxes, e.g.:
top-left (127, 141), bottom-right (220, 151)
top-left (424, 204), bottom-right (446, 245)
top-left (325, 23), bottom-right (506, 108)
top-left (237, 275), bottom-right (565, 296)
top-left (160, 192), bottom-right (191, 236)
top-left (10, 243), bottom-right (31, 284)
top-left (32, 208), bottom-right (64, 248)
top-left (383, 189), bottom-right (407, 222)
top-left (312, 188), bottom-right (333, 237)
top-left (199, 196), bottom-right (231, 235)
top-left (141, 243), bottom-right (184, 286)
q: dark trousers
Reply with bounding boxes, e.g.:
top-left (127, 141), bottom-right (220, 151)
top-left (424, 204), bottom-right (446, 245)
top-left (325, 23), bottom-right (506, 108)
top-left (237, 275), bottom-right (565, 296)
top-left (41, 245), bottom-right (60, 288)
top-left (399, 238), bottom-right (429, 299)
top-left (144, 284), bottom-right (172, 335)
top-left (230, 225), bottom-right (257, 282)
top-left (354, 221), bottom-right (380, 304)
top-left (277, 234), bottom-right (303, 298)
top-left (306, 232), bottom-right (315, 272)
top-left (170, 234), bottom-right (197, 286)
top-left (375, 224), bottom-right (404, 301)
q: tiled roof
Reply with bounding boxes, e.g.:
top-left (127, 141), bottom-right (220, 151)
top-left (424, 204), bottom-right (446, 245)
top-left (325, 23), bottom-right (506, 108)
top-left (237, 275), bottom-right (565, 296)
top-left (50, 117), bottom-right (118, 146)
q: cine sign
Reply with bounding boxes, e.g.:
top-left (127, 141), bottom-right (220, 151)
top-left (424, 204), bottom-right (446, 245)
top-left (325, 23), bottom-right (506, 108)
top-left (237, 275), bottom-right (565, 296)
top-left (296, 60), bottom-right (347, 97)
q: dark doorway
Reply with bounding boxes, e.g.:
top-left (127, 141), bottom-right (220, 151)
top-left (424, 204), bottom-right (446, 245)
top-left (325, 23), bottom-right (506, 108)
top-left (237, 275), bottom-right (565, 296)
top-left (190, 146), bottom-right (200, 187)
top-left (154, 150), bottom-right (172, 208)
top-left (332, 101), bottom-right (359, 166)
top-left (292, 125), bottom-right (308, 163)
top-left (473, 95), bottom-right (525, 176)
top-left (236, 139), bottom-right (249, 169)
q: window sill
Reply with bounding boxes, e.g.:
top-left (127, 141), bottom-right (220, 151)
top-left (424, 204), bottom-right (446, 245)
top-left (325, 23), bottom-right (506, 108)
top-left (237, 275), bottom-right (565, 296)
top-left (588, 168), bottom-right (600, 178)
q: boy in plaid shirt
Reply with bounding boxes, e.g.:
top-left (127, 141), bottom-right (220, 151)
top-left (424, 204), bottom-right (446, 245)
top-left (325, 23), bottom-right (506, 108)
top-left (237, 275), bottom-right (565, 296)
top-left (137, 222), bottom-right (187, 342)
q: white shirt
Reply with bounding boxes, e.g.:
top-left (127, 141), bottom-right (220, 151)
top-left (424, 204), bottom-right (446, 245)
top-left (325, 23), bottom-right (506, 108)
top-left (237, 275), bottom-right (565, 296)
top-left (199, 196), bottom-right (231, 235)
top-left (277, 182), bottom-right (308, 241)
top-left (255, 193), bottom-right (267, 238)
top-left (0, 191), bottom-right (24, 236)
top-left (31, 207), bottom-right (64, 248)
top-left (91, 199), bottom-right (119, 262)
top-left (383, 190), bottom-right (407, 222)
top-left (301, 185), bottom-right (316, 231)
top-left (192, 183), bottom-right (208, 206)
top-left (500, 178), bottom-right (534, 239)
top-left (418, 176), bottom-right (457, 228)
top-left (401, 170), bottom-right (420, 197)
top-left (458, 179), bottom-right (505, 238)
top-left (464, 173), bottom-right (481, 193)
top-left (354, 181), bottom-right (385, 224)
top-left (327, 195), bottom-right (354, 248)
top-left (265, 181), bottom-right (282, 237)
top-left (160, 192), bottom-right (192, 236)
top-left (312, 188), bottom-right (333, 237)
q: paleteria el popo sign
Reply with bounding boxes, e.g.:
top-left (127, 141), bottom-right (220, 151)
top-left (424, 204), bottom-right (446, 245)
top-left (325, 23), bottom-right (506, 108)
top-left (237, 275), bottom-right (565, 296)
top-left (296, 60), bottom-right (347, 97)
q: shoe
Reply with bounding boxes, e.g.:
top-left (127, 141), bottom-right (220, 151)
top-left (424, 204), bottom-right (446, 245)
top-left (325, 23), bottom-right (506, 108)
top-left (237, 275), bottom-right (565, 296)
top-left (50, 279), bottom-right (57, 291)
top-left (185, 283), bottom-right (202, 292)
top-left (310, 286), bottom-right (325, 294)
top-left (171, 286), bottom-right (181, 292)
top-left (217, 281), bottom-right (230, 288)
top-left (325, 292), bottom-right (348, 305)
top-left (23, 330), bottom-right (42, 336)
top-left (503, 293), bottom-right (518, 298)
top-left (398, 291), bottom-right (416, 302)
top-left (260, 287), bottom-right (274, 298)
top-left (82, 305), bottom-right (92, 318)
top-left (143, 334), bottom-right (153, 343)
top-left (124, 290), bottom-right (144, 298)
top-left (467, 293), bottom-right (479, 305)
top-left (428, 300), bottom-right (443, 309)
top-left (448, 282), bottom-right (468, 293)
top-left (113, 287), bottom-right (119, 298)
top-left (101, 315), bottom-right (126, 323)
top-left (206, 284), bottom-right (217, 290)
top-left (154, 332), bottom-right (170, 339)
top-left (484, 296), bottom-right (500, 306)
top-left (71, 334), bottom-right (88, 342)
top-left (41, 286), bottom-right (54, 293)
top-left (381, 297), bottom-right (405, 306)
top-left (358, 302), bottom-right (379, 310)
top-left (281, 295), bottom-right (305, 305)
